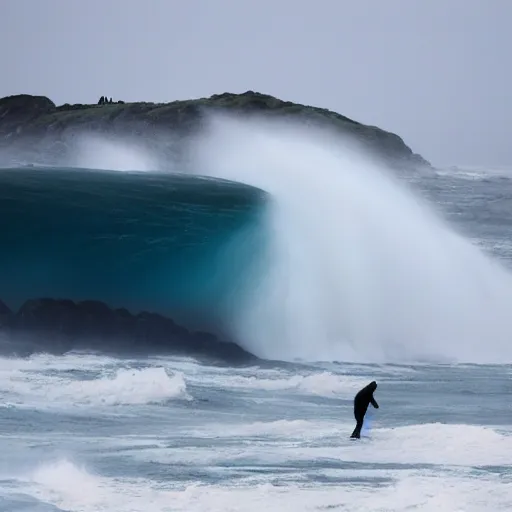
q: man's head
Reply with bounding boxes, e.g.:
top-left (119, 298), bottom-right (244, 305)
top-left (369, 381), bottom-right (377, 391)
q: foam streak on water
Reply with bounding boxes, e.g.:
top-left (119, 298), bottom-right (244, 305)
top-left (190, 115), bottom-right (512, 364)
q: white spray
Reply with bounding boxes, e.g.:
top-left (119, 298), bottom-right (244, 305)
top-left (68, 133), bottom-right (163, 172)
top-left (188, 114), bottom-right (512, 364)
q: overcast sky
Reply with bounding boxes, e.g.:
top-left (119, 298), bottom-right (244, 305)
top-left (2, 0), bottom-right (511, 168)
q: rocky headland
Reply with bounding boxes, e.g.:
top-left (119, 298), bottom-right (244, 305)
top-left (0, 91), bottom-right (430, 169)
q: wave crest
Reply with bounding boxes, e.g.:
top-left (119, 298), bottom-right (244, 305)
top-left (2, 366), bottom-right (190, 407)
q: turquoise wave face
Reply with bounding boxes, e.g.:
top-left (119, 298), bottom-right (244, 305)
top-left (0, 167), bottom-right (268, 330)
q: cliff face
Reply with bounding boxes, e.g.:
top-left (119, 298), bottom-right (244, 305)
top-left (0, 91), bottom-right (430, 169)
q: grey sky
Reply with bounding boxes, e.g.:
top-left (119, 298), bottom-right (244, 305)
top-left (2, 0), bottom-right (511, 168)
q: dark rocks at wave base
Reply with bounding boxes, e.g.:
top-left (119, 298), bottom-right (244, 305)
top-left (0, 300), bottom-right (11, 316)
top-left (0, 298), bottom-right (256, 364)
top-left (0, 300), bottom-right (11, 327)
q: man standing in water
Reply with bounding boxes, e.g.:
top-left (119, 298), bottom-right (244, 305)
top-left (350, 381), bottom-right (379, 439)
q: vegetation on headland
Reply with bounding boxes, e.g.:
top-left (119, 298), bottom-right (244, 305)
top-left (0, 90), bottom-right (430, 168)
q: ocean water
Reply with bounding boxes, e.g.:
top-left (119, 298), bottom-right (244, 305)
top-left (1, 118), bottom-right (512, 510)
top-left (1, 354), bottom-right (510, 511)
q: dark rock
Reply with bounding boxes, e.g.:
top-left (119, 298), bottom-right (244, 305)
top-left (78, 299), bottom-right (114, 318)
top-left (0, 297), bottom-right (256, 363)
top-left (0, 300), bottom-right (11, 316)
top-left (15, 298), bottom-right (78, 330)
top-left (0, 94), bottom-right (56, 139)
top-left (114, 307), bottom-right (132, 319)
top-left (0, 94), bottom-right (55, 116)
top-left (0, 300), bottom-right (11, 330)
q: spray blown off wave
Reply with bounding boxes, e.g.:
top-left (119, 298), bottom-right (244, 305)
top-left (188, 115), bottom-right (512, 364)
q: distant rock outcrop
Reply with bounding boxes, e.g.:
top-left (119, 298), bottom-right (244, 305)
top-left (0, 297), bottom-right (255, 363)
top-left (0, 91), bottom-right (430, 169)
top-left (0, 94), bottom-right (55, 137)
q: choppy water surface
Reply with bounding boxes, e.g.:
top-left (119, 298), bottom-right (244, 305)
top-left (0, 353), bottom-right (510, 511)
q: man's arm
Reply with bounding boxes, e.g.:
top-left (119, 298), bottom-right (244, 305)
top-left (370, 396), bottom-right (379, 408)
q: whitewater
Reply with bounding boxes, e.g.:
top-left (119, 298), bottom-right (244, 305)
top-left (0, 115), bottom-right (511, 510)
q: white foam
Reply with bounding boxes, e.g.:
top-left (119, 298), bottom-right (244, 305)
top-left (0, 352), bottom-right (122, 373)
top-left (191, 419), bottom-right (342, 440)
top-left (30, 459), bottom-right (106, 506)
top-left (1, 366), bottom-right (190, 407)
top-left (367, 423), bottom-right (512, 466)
top-left (146, 355), bottom-right (372, 398)
top-left (20, 458), bottom-right (512, 512)
top-left (128, 421), bottom-right (512, 470)
top-left (69, 133), bottom-right (161, 171)
top-left (288, 422), bottom-right (512, 468)
top-left (190, 114), bottom-right (512, 364)
top-left (222, 371), bottom-right (367, 398)
top-left (436, 165), bottom-right (512, 181)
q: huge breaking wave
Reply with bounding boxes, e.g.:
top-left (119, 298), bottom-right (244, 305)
top-left (2, 114), bottom-right (512, 364)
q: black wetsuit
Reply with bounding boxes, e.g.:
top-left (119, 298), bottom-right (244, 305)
top-left (350, 381), bottom-right (379, 439)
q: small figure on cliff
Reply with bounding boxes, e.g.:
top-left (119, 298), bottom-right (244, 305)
top-left (350, 381), bottom-right (379, 439)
